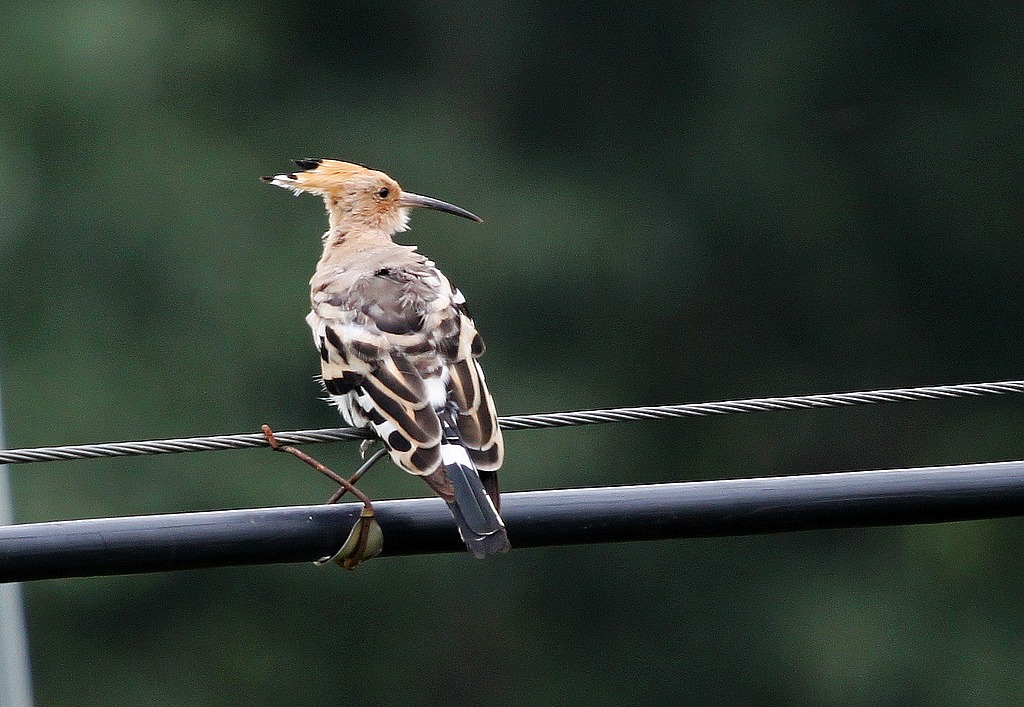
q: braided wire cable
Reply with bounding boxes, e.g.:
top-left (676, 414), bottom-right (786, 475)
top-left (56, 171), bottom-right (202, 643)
top-left (497, 380), bottom-right (1024, 429)
top-left (2, 379), bottom-right (1023, 466)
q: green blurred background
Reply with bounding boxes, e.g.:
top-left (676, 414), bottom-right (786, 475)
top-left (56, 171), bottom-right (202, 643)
top-left (2, 2), bottom-right (1023, 704)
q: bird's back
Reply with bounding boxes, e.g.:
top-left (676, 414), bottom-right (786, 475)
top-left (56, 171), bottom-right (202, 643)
top-left (308, 240), bottom-right (504, 482)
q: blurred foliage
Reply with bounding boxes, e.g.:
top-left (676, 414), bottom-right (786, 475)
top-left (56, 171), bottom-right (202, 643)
top-left (2, 1), bottom-right (1024, 704)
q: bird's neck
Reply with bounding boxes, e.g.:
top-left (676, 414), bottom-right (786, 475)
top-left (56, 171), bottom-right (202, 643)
top-left (321, 226), bottom-right (390, 251)
top-left (326, 199), bottom-right (410, 234)
top-left (317, 227), bottom-right (410, 267)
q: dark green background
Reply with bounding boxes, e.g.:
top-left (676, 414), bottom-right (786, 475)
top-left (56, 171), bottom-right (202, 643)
top-left (2, 3), bottom-right (1023, 704)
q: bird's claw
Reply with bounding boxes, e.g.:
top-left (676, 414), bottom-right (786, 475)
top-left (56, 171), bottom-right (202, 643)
top-left (359, 438), bottom-right (376, 460)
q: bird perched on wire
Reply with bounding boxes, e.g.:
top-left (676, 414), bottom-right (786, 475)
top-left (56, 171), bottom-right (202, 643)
top-left (262, 159), bottom-right (509, 559)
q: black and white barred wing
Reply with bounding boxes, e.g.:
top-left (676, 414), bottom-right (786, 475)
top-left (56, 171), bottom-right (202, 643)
top-left (307, 264), bottom-right (502, 479)
top-left (307, 309), bottom-right (444, 477)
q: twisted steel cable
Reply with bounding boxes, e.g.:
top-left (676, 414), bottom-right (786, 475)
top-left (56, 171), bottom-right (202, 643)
top-left (2, 379), bottom-right (1023, 466)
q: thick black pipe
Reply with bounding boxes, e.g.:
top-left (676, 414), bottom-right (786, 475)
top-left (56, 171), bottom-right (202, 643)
top-left (3, 459), bottom-right (1024, 582)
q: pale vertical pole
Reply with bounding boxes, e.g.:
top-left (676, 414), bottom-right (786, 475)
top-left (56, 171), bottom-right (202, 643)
top-left (0, 369), bottom-right (34, 707)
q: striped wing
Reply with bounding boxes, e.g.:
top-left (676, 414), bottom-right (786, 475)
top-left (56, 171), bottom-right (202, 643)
top-left (307, 263), bottom-right (503, 485)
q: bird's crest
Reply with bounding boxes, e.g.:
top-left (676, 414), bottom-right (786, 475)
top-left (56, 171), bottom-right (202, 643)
top-left (261, 159), bottom-right (385, 196)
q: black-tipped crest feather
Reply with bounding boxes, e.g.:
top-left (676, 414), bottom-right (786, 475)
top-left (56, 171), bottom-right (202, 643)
top-left (292, 158), bottom-right (323, 171)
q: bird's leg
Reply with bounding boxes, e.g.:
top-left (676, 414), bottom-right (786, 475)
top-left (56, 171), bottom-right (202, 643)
top-left (261, 424), bottom-right (381, 568)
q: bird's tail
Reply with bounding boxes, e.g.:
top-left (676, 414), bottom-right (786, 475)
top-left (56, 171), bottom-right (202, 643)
top-left (438, 412), bottom-right (511, 559)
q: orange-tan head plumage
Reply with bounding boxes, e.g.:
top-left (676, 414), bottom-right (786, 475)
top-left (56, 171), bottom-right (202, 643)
top-left (262, 159), bottom-right (481, 235)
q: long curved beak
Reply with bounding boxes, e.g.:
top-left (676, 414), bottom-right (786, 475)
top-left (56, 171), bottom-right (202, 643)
top-left (397, 192), bottom-right (483, 223)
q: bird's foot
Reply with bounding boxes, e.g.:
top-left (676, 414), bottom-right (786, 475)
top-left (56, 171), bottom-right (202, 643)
top-left (359, 438), bottom-right (376, 459)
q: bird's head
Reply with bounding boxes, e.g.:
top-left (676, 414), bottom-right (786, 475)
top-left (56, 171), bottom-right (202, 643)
top-left (262, 159), bottom-right (481, 235)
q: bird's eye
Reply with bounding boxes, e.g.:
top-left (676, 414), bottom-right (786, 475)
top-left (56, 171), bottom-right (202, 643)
top-left (377, 187), bottom-right (390, 199)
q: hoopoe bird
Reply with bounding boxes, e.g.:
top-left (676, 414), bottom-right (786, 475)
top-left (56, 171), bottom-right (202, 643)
top-left (262, 159), bottom-right (510, 559)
